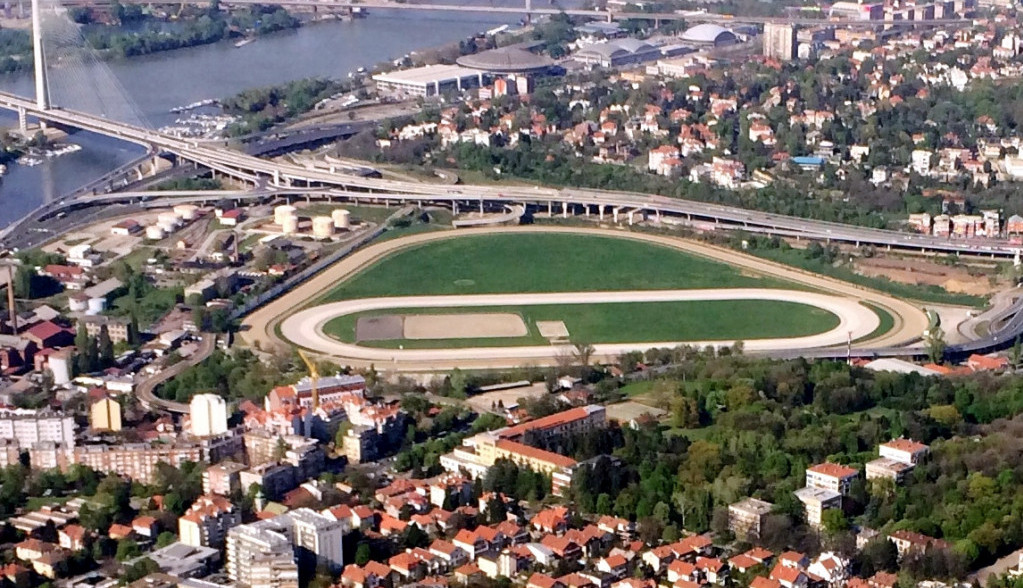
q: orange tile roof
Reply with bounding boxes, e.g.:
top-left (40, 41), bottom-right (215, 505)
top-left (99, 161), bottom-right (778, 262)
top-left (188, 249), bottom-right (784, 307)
top-left (498, 407), bottom-right (595, 439)
top-left (529, 573), bottom-right (559, 588)
top-left (455, 563), bottom-right (483, 577)
top-left (107, 524), bottom-right (133, 539)
top-left (180, 495), bottom-right (235, 523)
top-left (365, 561), bottom-right (392, 577)
top-left (881, 438), bottom-right (928, 454)
top-left (752, 577), bottom-right (782, 588)
top-left (729, 554), bottom-right (759, 570)
top-left (495, 439), bottom-right (577, 468)
top-left (673, 581), bottom-right (701, 588)
top-left (430, 540), bottom-right (459, 556)
top-left (745, 547), bottom-right (774, 562)
top-left (771, 563), bottom-right (804, 584)
top-left (808, 462), bottom-right (859, 479)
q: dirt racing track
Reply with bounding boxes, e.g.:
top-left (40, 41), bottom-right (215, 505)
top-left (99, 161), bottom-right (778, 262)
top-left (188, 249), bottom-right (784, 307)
top-left (281, 289), bottom-right (880, 369)
top-left (243, 226), bottom-right (931, 371)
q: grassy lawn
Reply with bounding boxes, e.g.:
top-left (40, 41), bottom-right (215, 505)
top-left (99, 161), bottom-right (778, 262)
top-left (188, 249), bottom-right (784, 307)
top-left (295, 204), bottom-right (399, 224)
top-left (323, 299), bottom-right (840, 348)
top-left (324, 233), bottom-right (792, 302)
top-left (859, 303), bottom-right (896, 342)
top-left (24, 496), bottom-right (69, 511)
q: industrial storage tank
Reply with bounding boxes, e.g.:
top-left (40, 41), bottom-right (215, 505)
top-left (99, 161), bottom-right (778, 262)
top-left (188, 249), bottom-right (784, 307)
top-left (87, 297), bottom-right (107, 315)
top-left (332, 208), bottom-right (351, 229)
top-left (281, 215), bottom-right (299, 235)
top-left (157, 212), bottom-right (181, 227)
top-left (312, 216), bottom-right (335, 238)
top-left (157, 220), bottom-right (177, 234)
top-left (174, 204), bottom-right (199, 220)
top-left (69, 294), bottom-right (89, 312)
top-left (146, 225), bottom-right (166, 240)
top-left (274, 205), bottom-right (298, 225)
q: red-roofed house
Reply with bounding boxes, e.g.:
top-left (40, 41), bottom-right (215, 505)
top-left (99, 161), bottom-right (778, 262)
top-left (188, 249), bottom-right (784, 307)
top-left (597, 554), bottom-right (630, 579)
top-left (770, 564), bottom-right (808, 588)
top-left (454, 529), bottom-right (487, 560)
top-left (697, 557), bottom-right (727, 584)
top-left (667, 560), bottom-right (698, 584)
top-left (529, 572), bottom-right (563, 588)
top-left (751, 577), bottom-right (782, 588)
top-left (390, 551), bottom-right (427, 580)
top-left (531, 506), bottom-right (570, 534)
top-left (541, 535), bottom-right (582, 560)
top-left (58, 524), bottom-right (88, 551)
top-left (429, 539), bottom-right (468, 569)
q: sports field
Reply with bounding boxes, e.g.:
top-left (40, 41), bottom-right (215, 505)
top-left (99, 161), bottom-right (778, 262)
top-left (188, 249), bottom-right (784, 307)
top-left (323, 299), bottom-right (841, 348)
top-left (321, 233), bottom-right (793, 301)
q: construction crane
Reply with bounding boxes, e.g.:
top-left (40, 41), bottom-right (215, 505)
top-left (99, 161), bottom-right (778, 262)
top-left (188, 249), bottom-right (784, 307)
top-left (297, 349), bottom-right (320, 410)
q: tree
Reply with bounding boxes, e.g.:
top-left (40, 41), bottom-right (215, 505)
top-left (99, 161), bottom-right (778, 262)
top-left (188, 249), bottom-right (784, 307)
top-left (354, 543), bottom-right (372, 566)
top-left (115, 539), bottom-right (141, 561)
top-left (821, 509), bottom-right (849, 535)
top-left (98, 325), bottom-right (114, 367)
top-left (925, 325), bottom-right (947, 364)
top-left (13, 266), bottom-right (34, 298)
top-left (155, 531), bottom-right (177, 548)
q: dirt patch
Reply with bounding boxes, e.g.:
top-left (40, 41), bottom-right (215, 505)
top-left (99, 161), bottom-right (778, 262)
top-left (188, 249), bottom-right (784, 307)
top-left (356, 315), bottom-right (404, 341)
top-left (606, 401), bottom-right (667, 424)
top-left (536, 320), bottom-right (570, 339)
top-left (403, 313), bottom-right (527, 339)
top-left (855, 257), bottom-right (1004, 296)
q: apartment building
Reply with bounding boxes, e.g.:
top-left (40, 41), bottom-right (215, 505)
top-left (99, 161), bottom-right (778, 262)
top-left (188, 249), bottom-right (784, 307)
top-left (227, 508), bottom-right (344, 587)
top-left (805, 463), bottom-right (860, 496)
top-left (178, 495), bottom-right (242, 548)
top-left (728, 498), bottom-right (774, 539)
top-left (0, 408), bottom-right (74, 448)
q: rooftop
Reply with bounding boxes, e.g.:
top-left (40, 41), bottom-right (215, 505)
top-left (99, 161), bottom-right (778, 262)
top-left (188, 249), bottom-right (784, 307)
top-left (794, 486), bottom-right (842, 503)
top-left (373, 64), bottom-right (486, 86)
top-left (808, 462), bottom-right (859, 479)
top-left (456, 47), bottom-right (554, 73)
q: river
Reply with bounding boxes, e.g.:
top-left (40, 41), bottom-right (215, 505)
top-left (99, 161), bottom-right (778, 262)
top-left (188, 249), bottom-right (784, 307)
top-left (0, 8), bottom-right (519, 228)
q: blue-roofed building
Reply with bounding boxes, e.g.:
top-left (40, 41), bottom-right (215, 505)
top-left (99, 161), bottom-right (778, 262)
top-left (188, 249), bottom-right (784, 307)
top-left (791, 156), bottom-right (826, 169)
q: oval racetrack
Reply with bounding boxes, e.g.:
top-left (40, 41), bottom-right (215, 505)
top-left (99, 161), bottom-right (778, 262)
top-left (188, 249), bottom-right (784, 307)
top-left (244, 225), bottom-right (930, 371)
top-left (281, 289), bottom-right (879, 370)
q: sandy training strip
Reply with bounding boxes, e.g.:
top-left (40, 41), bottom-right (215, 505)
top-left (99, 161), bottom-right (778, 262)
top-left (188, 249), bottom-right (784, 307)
top-left (404, 313), bottom-right (528, 339)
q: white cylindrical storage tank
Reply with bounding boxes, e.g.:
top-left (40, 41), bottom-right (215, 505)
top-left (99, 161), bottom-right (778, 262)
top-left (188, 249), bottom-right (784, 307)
top-left (69, 294), bottom-right (89, 312)
top-left (275, 205), bottom-right (297, 225)
top-left (174, 204), bottom-right (199, 220)
top-left (87, 297), bottom-right (107, 315)
top-left (281, 215), bottom-right (299, 235)
top-left (312, 216), bottom-right (335, 238)
top-left (332, 208), bottom-right (351, 229)
top-left (157, 212), bottom-right (181, 227)
top-left (158, 220), bottom-right (177, 234)
top-left (146, 225), bottom-right (166, 240)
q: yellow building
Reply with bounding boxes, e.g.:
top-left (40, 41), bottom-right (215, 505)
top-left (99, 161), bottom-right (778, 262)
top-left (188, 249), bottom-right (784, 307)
top-left (90, 398), bottom-right (121, 432)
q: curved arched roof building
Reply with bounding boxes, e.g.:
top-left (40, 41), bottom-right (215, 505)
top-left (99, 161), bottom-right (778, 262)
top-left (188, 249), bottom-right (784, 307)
top-left (680, 24), bottom-right (738, 47)
top-left (456, 47), bottom-right (555, 74)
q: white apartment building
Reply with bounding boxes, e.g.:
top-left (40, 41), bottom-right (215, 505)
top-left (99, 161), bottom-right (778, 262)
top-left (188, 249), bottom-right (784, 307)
top-left (227, 508), bottom-right (344, 587)
top-left (878, 439), bottom-right (930, 465)
top-left (805, 463), bottom-right (860, 496)
top-left (179, 495), bottom-right (242, 548)
top-left (0, 408), bottom-right (74, 448)
top-left (191, 394), bottom-right (229, 437)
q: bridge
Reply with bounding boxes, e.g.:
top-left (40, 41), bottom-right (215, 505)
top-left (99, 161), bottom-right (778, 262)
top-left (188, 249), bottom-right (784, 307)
top-left (53, 0), bottom-right (974, 27)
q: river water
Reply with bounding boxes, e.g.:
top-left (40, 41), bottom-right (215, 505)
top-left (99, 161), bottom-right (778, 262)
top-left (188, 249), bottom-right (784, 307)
top-left (0, 8), bottom-right (517, 227)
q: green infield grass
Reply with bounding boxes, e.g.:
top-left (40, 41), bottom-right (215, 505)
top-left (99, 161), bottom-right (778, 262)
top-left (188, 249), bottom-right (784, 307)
top-left (322, 299), bottom-right (841, 348)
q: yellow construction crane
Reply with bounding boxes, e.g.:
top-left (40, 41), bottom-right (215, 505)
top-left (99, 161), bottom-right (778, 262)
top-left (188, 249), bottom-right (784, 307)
top-left (297, 349), bottom-right (320, 410)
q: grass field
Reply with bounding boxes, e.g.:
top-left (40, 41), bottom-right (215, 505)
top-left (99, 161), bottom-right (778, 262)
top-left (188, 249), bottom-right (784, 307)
top-left (323, 299), bottom-right (840, 348)
top-left (323, 233), bottom-right (792, 302)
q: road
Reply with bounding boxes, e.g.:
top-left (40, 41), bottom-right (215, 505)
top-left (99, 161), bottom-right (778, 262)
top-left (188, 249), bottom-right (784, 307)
top-left (242, 226), bottom-right (930, 371)
top-left (51, 0), bottom-right (973, 27)
top-left (134, 334), bottom-right (217, 414)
